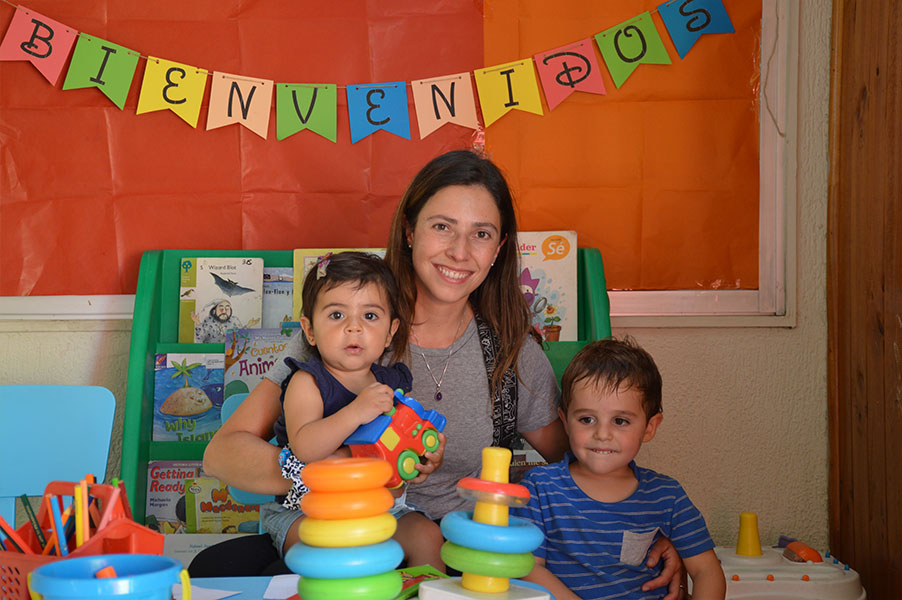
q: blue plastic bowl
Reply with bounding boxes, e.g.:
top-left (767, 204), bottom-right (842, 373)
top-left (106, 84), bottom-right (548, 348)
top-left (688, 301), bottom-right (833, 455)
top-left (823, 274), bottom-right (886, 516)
top-left (30, 554), bottom-right (182, 600)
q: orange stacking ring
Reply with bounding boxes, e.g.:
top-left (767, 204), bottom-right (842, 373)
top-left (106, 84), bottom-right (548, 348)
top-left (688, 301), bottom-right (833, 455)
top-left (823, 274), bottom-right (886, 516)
top-left (300, 487), bottom-right (394, 520)
top-left (303, 457), bottom-right (392, 492)
top-left (456, 477), bottom-right (530, 506)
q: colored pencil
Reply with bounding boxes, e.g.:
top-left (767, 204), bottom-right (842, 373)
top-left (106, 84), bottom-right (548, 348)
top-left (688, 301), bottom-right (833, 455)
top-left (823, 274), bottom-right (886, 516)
top-left (73, 483), bottom-right (84, 548)
top-left (48, 495), bottom-right (68, 556)
top-left (0, 514), bottom-right (33, 554)
top-left (19, 495), bottom-right (46, 549)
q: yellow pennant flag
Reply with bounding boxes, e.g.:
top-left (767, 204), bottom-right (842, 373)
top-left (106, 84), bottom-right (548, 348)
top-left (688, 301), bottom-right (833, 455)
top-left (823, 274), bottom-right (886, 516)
top-left (473, 59), bottom-right (543, 127)
top-left (136, 57), bottom-right (208, 128)
top-left (207, 71), bottom-right (274, 139)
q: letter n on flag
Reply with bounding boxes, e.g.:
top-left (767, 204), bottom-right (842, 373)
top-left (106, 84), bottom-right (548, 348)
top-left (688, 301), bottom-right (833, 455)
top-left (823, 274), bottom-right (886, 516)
top-left (275, 83), bottom-right (337, 142)
top-left (473, 59), bottom-right (543, 127)
top-left (534, 39), bottom-right (606, 111)
top-left (0, 7), bottom-right (78, 85)
top-left (207, 72), bottom-right (274, 139)
top-left (411, 72), bottom-right (478, 139)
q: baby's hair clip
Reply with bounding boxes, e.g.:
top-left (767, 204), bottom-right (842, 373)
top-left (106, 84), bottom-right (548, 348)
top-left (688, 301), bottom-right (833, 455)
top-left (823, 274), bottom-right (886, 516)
top-left (316, 252), bottom-right (333, 279)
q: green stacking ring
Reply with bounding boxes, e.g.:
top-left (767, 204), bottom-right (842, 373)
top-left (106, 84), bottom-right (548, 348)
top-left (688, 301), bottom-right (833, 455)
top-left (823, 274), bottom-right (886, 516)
top-left (440, 541), bottom-right (535, 579)
top-left (298, 571), bottom-right (402, 600)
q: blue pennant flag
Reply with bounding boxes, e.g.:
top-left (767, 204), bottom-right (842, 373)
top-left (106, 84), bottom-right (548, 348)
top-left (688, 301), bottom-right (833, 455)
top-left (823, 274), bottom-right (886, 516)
top-left (346, 81), bottom-right (410, 143)
top-left (657, 0), bottom-right (734, 59)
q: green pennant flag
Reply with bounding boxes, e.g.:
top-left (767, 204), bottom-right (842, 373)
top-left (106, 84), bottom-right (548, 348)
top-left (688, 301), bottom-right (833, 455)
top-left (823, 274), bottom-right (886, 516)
top-left (595, 11), bottom-right (671, 89)
top-left (62, 35), bottom-right (139, 109)
top-left (275, 83), bottom-right (337, 142)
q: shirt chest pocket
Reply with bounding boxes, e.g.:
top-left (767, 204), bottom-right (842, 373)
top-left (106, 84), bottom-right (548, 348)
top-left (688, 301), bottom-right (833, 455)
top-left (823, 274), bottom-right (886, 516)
top-left (619, 527), bottom-right (660, 566)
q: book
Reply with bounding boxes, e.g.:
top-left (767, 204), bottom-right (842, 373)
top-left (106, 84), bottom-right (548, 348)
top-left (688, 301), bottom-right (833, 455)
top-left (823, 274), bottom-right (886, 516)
top-left (184, 476), bottom-right (261, 534)
top-left (262, 267), bottom-right (294, 328)
top-left (291, 248), bottom-right (385, 321)
top-left (152, 352), bottom-right (225, 442)
top-left (223, 326), bottom-right (299, 402)
top-left (145, 460), bottom-right (203, 533)
top-left (178, 257), bottom-right (264, 343)
top-left (395, 565), bottom-right (449, 600)
top-left (518, 231), bottom-right (578, 342)
top-left (163, 533), bottom-right (247, 567)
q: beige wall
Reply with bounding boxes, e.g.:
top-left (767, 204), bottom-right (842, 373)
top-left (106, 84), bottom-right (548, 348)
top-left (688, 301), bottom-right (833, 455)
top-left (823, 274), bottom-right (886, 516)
top-left (0, 2), bottom-right (831, 548)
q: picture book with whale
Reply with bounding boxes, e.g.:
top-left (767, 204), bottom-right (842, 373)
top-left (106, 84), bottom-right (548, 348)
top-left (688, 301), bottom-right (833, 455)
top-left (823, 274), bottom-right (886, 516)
top-left (178, 257), bottom-right (264, 343)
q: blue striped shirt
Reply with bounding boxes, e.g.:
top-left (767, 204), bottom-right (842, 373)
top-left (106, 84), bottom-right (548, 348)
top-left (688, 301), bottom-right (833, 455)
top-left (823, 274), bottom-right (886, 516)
top-left (512, 456), bottom-right (714, 600)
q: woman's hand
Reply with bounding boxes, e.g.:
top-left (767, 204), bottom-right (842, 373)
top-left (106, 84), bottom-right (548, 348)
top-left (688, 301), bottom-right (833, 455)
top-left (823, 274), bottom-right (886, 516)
top-left (642, 536), bottom-right (685, 600)
top-left (408, 432), bottom-right (446, 484)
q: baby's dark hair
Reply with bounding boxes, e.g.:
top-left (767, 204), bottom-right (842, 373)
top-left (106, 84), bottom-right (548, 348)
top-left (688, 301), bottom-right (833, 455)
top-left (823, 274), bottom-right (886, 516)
top-left (301, 251), bottom-right (405, 362)
top-left (560, 337), bottom-right (662, 421)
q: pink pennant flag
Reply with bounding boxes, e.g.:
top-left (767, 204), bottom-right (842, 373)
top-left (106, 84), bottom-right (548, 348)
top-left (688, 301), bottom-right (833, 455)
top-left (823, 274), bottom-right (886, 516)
top-left (0, 6), bottom-right (78, 85)
top-left (534, 39), bottom-right (606, 111)
top-left (411, 72), bottom-right (479, 139)
top-left (206, 71), bottom-right (274, 139)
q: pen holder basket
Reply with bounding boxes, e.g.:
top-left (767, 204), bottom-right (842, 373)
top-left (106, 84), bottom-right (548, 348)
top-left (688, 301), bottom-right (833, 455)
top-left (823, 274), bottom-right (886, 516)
top-left (29, 554), bottom-right (185, 600)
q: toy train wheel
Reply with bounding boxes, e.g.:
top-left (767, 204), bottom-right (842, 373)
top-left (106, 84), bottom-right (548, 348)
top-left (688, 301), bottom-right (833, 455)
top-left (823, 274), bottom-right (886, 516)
top-left (397, 449), bottom-right (420, 481)
top-left (421, 428), bottom-right (440, 453)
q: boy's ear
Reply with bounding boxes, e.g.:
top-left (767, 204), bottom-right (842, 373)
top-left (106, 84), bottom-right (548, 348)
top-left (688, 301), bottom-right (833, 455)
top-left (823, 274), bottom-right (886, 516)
top-left (299, 316), bottom-right (316, 346)
top-left (643, 413), bottom-right (663, 443)
top-left (386, 318), bottom-right (400, 347)
top-left (558, 407), bottom-right (569, 435)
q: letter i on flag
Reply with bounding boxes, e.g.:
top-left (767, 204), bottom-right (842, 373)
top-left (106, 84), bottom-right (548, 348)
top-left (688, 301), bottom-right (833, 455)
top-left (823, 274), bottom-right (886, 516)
top-left (411, 72), bottom-right (479, 139)
top-left (473, 59), bottom-right (543, 127)
top-left (275, 83), bottom-right (337, 142)
top-left (657, 0), bottom-right (734, 59)
top-left (207, 72), bottom-right (274, 139)
top-left (534, 39), bottom-right (606, 111)
top-left (136, 57), bottom-right (208, 128)
top-left (61, 35), bottom-right (139, 109)
top-left (346, 81), bottom-right (410, 144)
top-left (0, 7), bottom-right (78, 85)
top-left (595, 11), bottom-right (672, 89)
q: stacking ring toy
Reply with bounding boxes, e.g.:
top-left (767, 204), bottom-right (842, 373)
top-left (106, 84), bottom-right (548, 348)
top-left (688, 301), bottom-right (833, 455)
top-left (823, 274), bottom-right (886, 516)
top-left (285, 539), bottom-right (403, 579)
top-left (299, 513), bottom-right (397, 547)
top-left (441, 542), bottom-right (535, 579)
top-left (456, 477), bottom-right (530, 506)
top-left (298, 570), bottom-right (402, 600)
top-left (440, 511), bottom-right (544, 554)
top-left (303, 457), bottom-right (392, 492)
top-left (300, 488), bottom-right (394, 520)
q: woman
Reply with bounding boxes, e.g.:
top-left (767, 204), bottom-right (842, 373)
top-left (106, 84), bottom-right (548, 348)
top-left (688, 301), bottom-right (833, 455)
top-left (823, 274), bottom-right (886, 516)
top-left (200, 150), bottom-right (683, 597)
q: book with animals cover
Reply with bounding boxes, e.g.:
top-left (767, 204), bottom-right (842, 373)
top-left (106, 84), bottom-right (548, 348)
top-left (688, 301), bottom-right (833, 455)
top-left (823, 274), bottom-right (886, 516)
top-left (178, 257), bottom-right (264, 343)
top-left (291, 248), bottom-right (385, 321)
top-left (152, 352), bottom-right (225, 442)
top-left (262, 266), bottom-right (294, 328)
top-left (223, 325), bottom-right (299, 403)
top-left (518, 231), bottom-right (578, 341)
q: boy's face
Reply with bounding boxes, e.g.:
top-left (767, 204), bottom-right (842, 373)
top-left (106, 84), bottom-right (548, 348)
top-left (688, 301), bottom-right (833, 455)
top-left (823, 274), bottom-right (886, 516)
top-left (561, 379), bottom-right (662, 479)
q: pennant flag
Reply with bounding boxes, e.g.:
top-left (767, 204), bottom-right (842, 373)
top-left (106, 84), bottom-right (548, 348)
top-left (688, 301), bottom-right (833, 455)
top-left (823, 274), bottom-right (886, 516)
top-left (346, 81), bottom-right (410, 144)
top-left (595, 12), bottom-right (672, 89)
top-left (657, 0), bottom-right (734, 59)
top-left (275, 83), bottom-right (337, 142)
top-left (411, 72), bottom-right (479, 139)
top-left (206, 72), bottom-right (274, 139)
top-left (534, 39), bottom-right (606, 111)
top-left (136, 57), bottom-right (207, 128)
top-left (61, 35), bottom-right (139, 109)
top-left (474, 59), bottom-right (543, 127)
top-left (0, 7), bottom-right (78, 85)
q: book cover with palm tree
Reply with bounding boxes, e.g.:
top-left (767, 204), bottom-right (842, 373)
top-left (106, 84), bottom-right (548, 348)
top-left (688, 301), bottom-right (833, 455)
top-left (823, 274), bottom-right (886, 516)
top-left (153, 352), bottom-right (225, 441)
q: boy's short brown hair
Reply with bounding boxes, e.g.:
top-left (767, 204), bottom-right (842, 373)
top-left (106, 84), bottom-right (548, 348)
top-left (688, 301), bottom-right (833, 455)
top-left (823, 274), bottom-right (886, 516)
top-left (560, 337), bottom-right (663, 421)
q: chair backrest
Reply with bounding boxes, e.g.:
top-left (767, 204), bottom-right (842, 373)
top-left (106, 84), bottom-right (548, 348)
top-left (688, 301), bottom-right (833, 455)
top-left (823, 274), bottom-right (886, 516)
top-left (0, 385), bottom-right (116, 525)
top-left (220, 393), bottom-right (276, 507)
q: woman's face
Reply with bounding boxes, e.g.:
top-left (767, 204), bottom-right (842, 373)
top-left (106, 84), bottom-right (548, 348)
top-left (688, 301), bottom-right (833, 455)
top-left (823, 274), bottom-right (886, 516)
top-left (407, 184), bottom-right (504, 308)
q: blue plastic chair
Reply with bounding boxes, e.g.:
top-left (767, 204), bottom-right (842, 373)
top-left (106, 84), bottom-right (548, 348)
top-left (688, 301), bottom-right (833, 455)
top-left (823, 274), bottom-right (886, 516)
top-left (0, 385), bottom-right (116, 526)
top-left (220, 393), bottom-right (276, 507)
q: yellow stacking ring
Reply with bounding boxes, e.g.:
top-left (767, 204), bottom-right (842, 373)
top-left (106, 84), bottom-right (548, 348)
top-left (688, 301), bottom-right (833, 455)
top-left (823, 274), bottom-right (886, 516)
top-left (303, 458), bottom-right (392, 492)
top-left (299, 513), bottom-right (397, 547)
top-left (300, 487), bottom-right (394, 520)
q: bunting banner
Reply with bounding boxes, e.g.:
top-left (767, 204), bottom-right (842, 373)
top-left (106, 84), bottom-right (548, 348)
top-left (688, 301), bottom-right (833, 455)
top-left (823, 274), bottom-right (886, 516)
top-left (0, 6), bottom-right (77, 85)
top-left (275, 83), bottom-right (337, 142)
top-left (206, 72), bottom-right (273, 139)
top-left (411, 72), bottom-right (479, 140)
top-left (595, 11), bottom-right (672, 89)
top-left (346, 81), bottom-right (410, 143)
top-left (657, 0), bottom-right (735, 59)
top-left (136, 57), bottom-right (207, 128)
top-left (534, 39), bottom-right (606, 111)
top-left (61, 34), bottom-right (138, 110)
top-left (473, 59), bottom-right (544, 127)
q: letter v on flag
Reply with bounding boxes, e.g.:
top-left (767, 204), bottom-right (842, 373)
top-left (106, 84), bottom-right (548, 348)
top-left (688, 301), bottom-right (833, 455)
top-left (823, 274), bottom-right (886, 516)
top-left (275, 83), bottom-right (337, 142)
top-left (136, 57), bottom-right (207, 128)
top-left (411, 72), bottom-right (478, 139)
top-left (473, 59), bottom-right (543, 127)
top-left (207, 71), bottom-right (274, 139)
top-left (0, 7), bottom-right (78, 86)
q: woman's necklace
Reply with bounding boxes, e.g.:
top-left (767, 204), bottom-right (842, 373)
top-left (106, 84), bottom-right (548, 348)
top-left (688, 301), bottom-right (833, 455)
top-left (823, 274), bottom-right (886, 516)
top-left (410, 315), bottom-right (465, 402)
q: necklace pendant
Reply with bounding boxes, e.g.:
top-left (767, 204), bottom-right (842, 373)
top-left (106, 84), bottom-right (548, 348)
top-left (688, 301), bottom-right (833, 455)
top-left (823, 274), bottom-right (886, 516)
top-left (435, 391), bottom-right (443, 401)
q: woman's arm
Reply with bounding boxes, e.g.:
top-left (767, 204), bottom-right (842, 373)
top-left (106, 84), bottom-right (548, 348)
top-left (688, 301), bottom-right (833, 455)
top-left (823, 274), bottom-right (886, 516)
top-left (520, 418), bottom-right (568, 463)
top-left (202, 378), bottom-right (290, 495)
top-left (641, 537), bottom-right (686, 600)
top-left (683, 550), bottom-right (725, 600)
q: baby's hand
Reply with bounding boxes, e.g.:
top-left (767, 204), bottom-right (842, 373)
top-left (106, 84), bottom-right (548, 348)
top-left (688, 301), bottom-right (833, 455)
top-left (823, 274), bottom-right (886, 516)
top-left (351, 383), bottom-right (395, 424)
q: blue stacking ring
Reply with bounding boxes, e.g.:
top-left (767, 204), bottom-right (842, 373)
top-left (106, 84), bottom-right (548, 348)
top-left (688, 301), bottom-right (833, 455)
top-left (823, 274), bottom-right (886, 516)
top-left (285, 539), bottom-right (403, 579)
top-left (440, 510), bottom-right (544, 554)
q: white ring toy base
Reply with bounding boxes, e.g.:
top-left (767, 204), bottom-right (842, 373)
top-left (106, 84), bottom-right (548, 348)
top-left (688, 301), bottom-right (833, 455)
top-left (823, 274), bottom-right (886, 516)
top-left (418, 578), bottom-right (551, 600)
